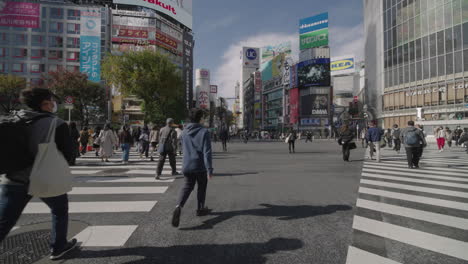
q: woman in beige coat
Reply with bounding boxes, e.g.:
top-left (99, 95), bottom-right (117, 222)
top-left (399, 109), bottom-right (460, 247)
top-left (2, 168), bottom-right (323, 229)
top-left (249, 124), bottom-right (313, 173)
top-left (98, 124), bottom-right (117, 162)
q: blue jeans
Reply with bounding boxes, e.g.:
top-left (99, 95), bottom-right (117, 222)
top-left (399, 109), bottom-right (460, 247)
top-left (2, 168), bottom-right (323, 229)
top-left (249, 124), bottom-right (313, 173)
top-left (0, 184), bottom-right (69, 251)
top-left (121, 143), bottom-right (130, 161)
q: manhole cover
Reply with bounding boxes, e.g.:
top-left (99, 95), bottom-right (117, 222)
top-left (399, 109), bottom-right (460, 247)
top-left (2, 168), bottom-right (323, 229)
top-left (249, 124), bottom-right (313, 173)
top-left (0, 230), bottom-right (51, 264)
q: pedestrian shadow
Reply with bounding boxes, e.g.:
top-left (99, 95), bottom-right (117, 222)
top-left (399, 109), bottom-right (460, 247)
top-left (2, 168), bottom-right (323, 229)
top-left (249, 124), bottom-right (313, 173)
top-left (180, 204), bottom-right (352, 231)
top-left (214, 172), bottom-right (259, 177)
top-left (65, 238), bottom-right (303, 264)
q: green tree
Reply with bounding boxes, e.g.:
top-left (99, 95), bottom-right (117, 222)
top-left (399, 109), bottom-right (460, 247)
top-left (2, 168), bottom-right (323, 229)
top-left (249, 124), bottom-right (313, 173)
top-left (0, 74), bottom-right (26, 113)
top-left (101, 50), bottom-right (184, 124)
top-left (43, 70), bottom-right (107, 126)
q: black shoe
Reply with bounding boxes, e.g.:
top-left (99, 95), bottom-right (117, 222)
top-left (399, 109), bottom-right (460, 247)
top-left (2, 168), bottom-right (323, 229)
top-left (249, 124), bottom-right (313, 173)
top-left (172, 171), bottom-right (180, 176)
top-left (155, 175), bottom-right (161, 180)
top-left (196, 207), bottom-right (211, 216)
top-left (150, 157), bottom-right (154, 161)
top-left (408, 165), bottom-right (413, 169)
top-left (172, 206), bottom-right (181, 227)
top-left (50, 239), bottom-right (78, 260)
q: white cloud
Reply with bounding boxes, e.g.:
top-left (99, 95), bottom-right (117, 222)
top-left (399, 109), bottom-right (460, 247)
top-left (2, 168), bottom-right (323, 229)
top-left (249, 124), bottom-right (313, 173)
top-left (213, 24), bottom-right (364, 98)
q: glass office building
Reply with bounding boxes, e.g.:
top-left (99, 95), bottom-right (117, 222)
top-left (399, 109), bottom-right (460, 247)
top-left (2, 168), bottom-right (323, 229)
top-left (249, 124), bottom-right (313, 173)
top-left (365, 0), bottom-right (468, 132)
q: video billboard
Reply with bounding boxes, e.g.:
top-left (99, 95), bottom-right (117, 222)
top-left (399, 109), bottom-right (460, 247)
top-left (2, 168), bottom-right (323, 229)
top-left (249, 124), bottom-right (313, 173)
top-left (301, 94), bottom-right (329, 116)
top-left (299, 13), bottom-right (329, 50)
top-left (297, 58), bottom-right (330, 87)
top-left (113, 0), bottom-right (192, 29)
top-left (0, 2), bottom-right (40, 28)
top-left (261, 42), bottom-right (292, 86)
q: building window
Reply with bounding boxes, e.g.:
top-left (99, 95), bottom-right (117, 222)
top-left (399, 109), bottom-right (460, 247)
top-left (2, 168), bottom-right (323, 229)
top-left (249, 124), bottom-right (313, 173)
top-left (32, 20), bottom-right (46, 32)
top-left (455, 50), bottom-right (463, 73)
top-left (67, 23), bottom-right (80, 34)
top-left (12, 63), bottom-right (24, 73)
top-left (50, 8), bottom-right (64, 19)
top-left (446, 53), bottom-right (454, 74)
top-left (67, 9), bottom-right (80, 20)
top-left (13, 48), bottom-right (27, 58)
top-left (0, 63), bottom-right (5, 72)
top-left (49, 22), bottom-right (63, 33)
top-left (48, 36), bottom-right (63, 48)
top-left (66, 37), bottom-right (80, 48)
top-left (66, 65), bottom-right (79, 72)
top-left (48, 64), bottom-right (63, 72)
top-left (454, 24), bottom-right (462, 51)
top-left (31, 49), bottom-right (44, 59)
top-left (31, 64), bottom-right (45, 73)
top-left (48, 50), bottom-right (63, 60)
top-left (15, 34), bottom-right (27, 45)
top-left (0, 48), bottom-right (6, 57)
top-left (66, 51), bottom-right (79, 61)
top-left (0, 32), bottom-right (8, 44)
top-left (42, 7), bottom-right (47, 18)
top-left (31, 35), bottom-right (43, 47)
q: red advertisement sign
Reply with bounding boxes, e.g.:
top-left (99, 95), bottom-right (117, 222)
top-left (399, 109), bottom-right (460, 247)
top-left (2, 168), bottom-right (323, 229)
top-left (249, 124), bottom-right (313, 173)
top-left (254, 71), bottom-right (262, 93)
top-left (112, 37), bottom-right (180, 55)
top-left (289, 88), bottom-right (299, 125)
top-left (0, 2), bottom-right (40, 28)
top-left (118, 28), bottom-right (149, 38)
top-left (156, 31), bottom-right (177, 49)
top-left (198, 91), bottom-right (209, 109)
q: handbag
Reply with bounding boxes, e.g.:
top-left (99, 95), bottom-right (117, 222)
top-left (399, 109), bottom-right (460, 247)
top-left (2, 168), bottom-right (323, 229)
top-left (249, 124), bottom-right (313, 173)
top-left (349, 142), bottom-right (357, 150)
top-left (285, 135), bottom-right (290, 143)
top-left (28, 118), bottom-right (73, 198)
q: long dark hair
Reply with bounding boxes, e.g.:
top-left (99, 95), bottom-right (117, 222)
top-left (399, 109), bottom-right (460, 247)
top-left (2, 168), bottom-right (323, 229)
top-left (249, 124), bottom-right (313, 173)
top-left (340, 125), bottom-right (350, 134)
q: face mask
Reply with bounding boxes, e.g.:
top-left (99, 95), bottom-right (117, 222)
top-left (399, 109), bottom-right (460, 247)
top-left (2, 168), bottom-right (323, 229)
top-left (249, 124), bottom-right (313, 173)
top-left (52, 101), bottom-right (58, 113)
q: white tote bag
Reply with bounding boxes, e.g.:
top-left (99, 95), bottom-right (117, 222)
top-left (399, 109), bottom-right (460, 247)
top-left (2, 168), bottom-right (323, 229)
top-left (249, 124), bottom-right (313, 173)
top-left (28, 118), bottom-right (73, 198)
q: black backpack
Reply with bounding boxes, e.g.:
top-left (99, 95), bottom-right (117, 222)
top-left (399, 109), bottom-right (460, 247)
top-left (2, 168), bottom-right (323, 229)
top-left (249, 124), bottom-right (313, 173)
top-left (0, 112), bottom-right (47, 174)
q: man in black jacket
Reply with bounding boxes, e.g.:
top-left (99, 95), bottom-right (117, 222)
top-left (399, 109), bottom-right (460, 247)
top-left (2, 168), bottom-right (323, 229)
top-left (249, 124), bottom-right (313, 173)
top-left (156, 118), bottom-right (179, 180)
top-left (0, 88), bottom-right (77, 260)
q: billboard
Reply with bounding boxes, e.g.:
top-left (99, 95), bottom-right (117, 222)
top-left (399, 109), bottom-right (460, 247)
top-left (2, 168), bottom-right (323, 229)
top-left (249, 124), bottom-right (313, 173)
top-left (290, 64), bottom-right (298, 89)
top-left (299, 13), bottom-right (329, 50)
top-left (301, 94), bottom-right (329, 116)
top-left (242, 47), bottom-right (260, 69)
top-left (195, 69), bottom-right (210, 110)
top-left (0, 2), bottom-right (40, 28)
top-left (254, 71), bottom-right (262, 102)
top-left (80, 9), bottom-right (101, 83)
top-left (261, 42), bottom-right (292, 86)
top-left (331, 56), bottom-right (355, 76)
top-left (289, 88), bottom-right (299, 124)
top-left (261, 42), bottom-right (292, 64)
top-left (297, 58), bottom-right (330, 87)
top-left (113, 0), bottom-right (192, 29)
top-left (183, 31), bottom-right (193, 109)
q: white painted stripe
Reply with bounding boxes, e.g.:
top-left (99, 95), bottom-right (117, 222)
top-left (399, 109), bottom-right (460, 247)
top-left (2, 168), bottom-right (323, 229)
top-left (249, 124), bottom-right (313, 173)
top-left (366, 162), bottom-right (468, 173)
top-left (73, 225), bottom-right (138, 247)
top-left (359, 187), bottom-right (468, 211)
top-left (362, 168), bottom-right (468, 179)
top-left (361, 179), bottom-right (468, 198)
top-left (69, 186), bottom-right (168, 195)
top-left (364, 164), bottom-right (468, 176)
top-left (71, 165), bottom-right (179, 170)
top-left (75, 177), bottom-right (174, 183)
top-left (353, 216), bottom-right (468, 261)
top-left (356, 199), bottom-right (468, 230)
top-left (346, 246), bottom-right (402, 264)
top-left (362, 173), bottom-right (468, 188)
top-left (23, 201), bottom-right (157, 213)
top-left (363, 170), bottom-right (468, 183)
top-left (11, 226), bottom-right (19, 231)
top-left (71, 170), bottom-right (102, 175)
top-left (125, 170), bottom-right (182, 175)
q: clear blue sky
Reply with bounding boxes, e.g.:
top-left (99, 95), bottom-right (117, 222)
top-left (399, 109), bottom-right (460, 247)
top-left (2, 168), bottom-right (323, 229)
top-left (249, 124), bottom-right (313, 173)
top-left (192, 0), bottom-right (364, 97)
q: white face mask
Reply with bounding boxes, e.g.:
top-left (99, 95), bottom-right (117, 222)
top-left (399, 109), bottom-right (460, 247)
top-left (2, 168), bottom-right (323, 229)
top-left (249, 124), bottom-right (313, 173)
top-left (52, 101), bottom-right (58, 113)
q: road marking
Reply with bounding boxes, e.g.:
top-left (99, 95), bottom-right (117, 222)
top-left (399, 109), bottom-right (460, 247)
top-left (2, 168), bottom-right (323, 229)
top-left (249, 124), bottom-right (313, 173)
top-left (362, 173), bottom-right (468, 188)
top-left (362, 168), bottom-right (468, 178)
top-left (362, 170), bottom-right (468, 183)
top-left (356, 199), bottom-right (468, 230)
top-left (353, 216), bottom-right (468, 261)
top-left (359, 187), bottom-right (468, 211)
top-left (71, 170), bottom-right (102, 175)
top-left (71, 165), bottom-right (180, 170)
top-left (73, 225), bottom-right (138, 247)
top-left (23, 201), bottom-right (157, 213)
top-left (346, 246), bottom-right (402, 264)
top-left (69, 186), bottom-right (168, 195)
top-left (364, 164), bottom-right (468, 176)
top-left (374, 162), bottom-right (468, 173)
top-left (75, 177), bottom-right (174, 183)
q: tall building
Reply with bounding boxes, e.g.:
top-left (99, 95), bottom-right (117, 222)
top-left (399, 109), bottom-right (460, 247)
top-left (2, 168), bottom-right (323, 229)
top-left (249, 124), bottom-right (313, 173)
top-left (239, 47), bottom-right (259, 129)
top-left (365, 0), bottom-right (468, 133)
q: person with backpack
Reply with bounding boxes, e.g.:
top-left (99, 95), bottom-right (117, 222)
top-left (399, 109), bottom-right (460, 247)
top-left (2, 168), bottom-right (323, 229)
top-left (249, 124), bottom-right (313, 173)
top-left (79, 127), bottom-right (89, 155)
top-left (155, 118), bottom-right (179, 180)
top-left (366, 122), bottom-right (384, 162)
top-left (172, 109), bottom-right (213, 227)
top-left (338, 124), bottom-right (356, 162)
top-left (119, 124), bottom-right (133, 164)
top-left (149, 125), bottom-right (160, 161)
top-left (391, 124), bottom-right (401, 154)
top-left (139, 125), bottom-right (150, 160)
top-left (0, 88), bottom-right (77, 260)
top-left (401, 120), bottom-right (427, 169)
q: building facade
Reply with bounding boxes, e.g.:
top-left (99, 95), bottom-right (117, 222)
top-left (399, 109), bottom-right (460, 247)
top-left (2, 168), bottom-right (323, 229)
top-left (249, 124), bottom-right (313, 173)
top-left (365, 0), bottom-right (468, 133)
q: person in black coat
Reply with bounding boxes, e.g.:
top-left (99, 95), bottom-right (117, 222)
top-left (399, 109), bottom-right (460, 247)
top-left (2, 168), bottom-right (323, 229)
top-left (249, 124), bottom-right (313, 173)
top-left (338, 125), bottom-right (356, 162)
top-left (69, 122), bottom-right (80, 165)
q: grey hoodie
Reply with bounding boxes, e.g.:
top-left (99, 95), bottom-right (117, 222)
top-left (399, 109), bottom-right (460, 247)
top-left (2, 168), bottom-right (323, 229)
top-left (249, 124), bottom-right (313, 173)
top-left (181, 123), bottom-right (213, 175)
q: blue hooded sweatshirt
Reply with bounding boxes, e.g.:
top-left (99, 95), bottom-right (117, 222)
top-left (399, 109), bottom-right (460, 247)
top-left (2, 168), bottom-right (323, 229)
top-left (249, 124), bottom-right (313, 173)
top-left (182, 123), bottom-right (213, 175)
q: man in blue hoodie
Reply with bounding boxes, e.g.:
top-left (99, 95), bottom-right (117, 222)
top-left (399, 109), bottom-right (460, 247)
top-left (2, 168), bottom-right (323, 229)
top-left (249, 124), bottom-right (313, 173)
top-left (172, 109), bottom-right (213, 228)
top-left (366, 121), bottom-right (384, 162)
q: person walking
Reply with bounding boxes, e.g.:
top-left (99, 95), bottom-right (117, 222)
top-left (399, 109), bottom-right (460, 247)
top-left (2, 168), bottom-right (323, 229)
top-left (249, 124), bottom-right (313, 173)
top-left (171, 109), bottom-right (213, 228)
top-left (287, 130), bottom-right (297, 153)
top-left (401, 120), bottom-right (427, 169)
top-left (366, 122), bottom-right (384, 162)
top-left (436, 126), bottom-right (446, 152)
top-left (139, 125), bottom-right (150, 160)
top-left (445, 127), bottom-right (453, 148)
top-left (156, 118), bottom-right (179, 180)
top-left (219, 125), bottom-right (229, 152)
top-left (132, 126), bottom-right (141, 153)
top-left (69, 122), bottom-right (80, 165)
top-left (176, 125), bottom-right (183, 156)
top-left (391, 124), bottom-right (401, 154)
top-left (360, 128), bottom-right (368, 148)
top-left (338, 124), bottom-right (356, 162)
top-left (119, 125), bottom-right (133, 164)
top-left (458, 128), bottom-right (468, 153)
top-left (0, 88), bottom-right (77, 260)
top-left (305, 131), bottom-right (313, 143)
top-left (149, 125), bottom-right (160, 161)
top-left (454, 126), bottom-right (463, 146)
top-left (92, 126), bottom-right (102, 157)
top-left (384, 128), bottom-right (393, 148)
top-left (79, 127), bottom-right (89, 155)
top-left (97, 124), bottom-right (117, 162)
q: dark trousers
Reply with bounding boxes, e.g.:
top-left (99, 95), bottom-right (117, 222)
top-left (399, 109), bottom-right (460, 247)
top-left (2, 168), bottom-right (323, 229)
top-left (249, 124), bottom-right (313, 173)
top-left (177, 172), bottom-right (208, 210)
top-left (156, 151), bottom-right (177, 176)
top-left (405, 147), bottom-right (422, 167)
top-left (288, 140), bottom-right (295, 152)
top-left (0, 185), bottom-right (69, 251)
top-left (393, 139), bottom-right (401, 152)
top-left (221, 139), bottom-right (227, 151)
top-left (80, 142), bottom-right (87, 154)
top-left (140, 141), bottom-right (149, 158)
top-left (342, 144), bottom-right (351, 161)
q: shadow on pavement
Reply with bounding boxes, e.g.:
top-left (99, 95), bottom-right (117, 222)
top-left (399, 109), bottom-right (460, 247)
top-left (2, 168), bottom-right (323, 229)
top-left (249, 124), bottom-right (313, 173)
top-left (214, 172), bottom-right (259, 177)
top-left (65, 238), bottom-right (303, 264)
top-left (180, 204), bottom-right (352, 231)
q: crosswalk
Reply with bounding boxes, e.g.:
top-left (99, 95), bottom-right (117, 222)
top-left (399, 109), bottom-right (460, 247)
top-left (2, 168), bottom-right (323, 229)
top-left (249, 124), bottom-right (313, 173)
top-left (13, 148), bottom-right (183, 248)
top-left (346, 147), bottom-right (468, 264)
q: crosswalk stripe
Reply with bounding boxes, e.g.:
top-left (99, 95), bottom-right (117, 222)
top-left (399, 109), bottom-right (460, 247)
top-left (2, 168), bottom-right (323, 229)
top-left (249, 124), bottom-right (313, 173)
top-left (71, 170), bottom-right (102, 175)
top-left (361, 179), bottom-right (468, 198)
top-left (359, 187), bottom-right (468, 211)
top-left (23, 201), bottom-right (157, 213)
top-left (352, 216), bottom-right (468, 261)
top-left (71, 165), bottom-right (181, 170)
top-left (362, 170), bottom-right (468, 183)
top-left (362, 168), bottom-right (468, 178)
top-left (362, 173), bottom-right (468, 188)
top-left (366, 162), bottom-right (468, 173)
top-left (363, 165), bottom-right (468, 178)
top-left (68, 186), bottom-right (168, 195)
top-left (73, 225), bottom-right (138, 247)
top-left (74, 177), bottom-right (174, 183)
top-left (346, 246), bottom-right (402, 264)
top-left (356, 199), bottom-right (468, 230)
